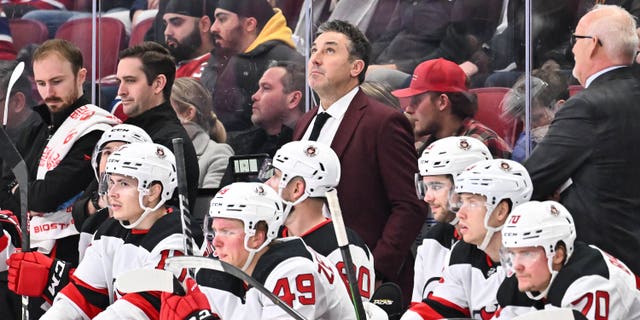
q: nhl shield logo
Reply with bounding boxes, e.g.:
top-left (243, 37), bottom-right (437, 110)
top-left (550, 205), bottom-right (559, 216)
top-left (255, 185), bottom-right (266, 195)
top-left (500, 161), bottom-right (511, 171)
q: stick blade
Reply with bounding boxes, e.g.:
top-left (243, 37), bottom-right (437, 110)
top-left (165, 256), bottom-right (225, 274)
top-left (115, 269), bottom-right (184, 294)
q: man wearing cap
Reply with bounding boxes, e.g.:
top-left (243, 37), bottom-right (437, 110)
top-left (293, 20), bottom-right (427, 305)
top-left (206, 0), bottom-right (303, 132)
top-left (393, 58), bottom-right (511, 159)
top-left (163, 0), bottom-right (217, 79)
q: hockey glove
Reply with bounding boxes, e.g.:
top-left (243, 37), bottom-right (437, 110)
top-left (7, 251), bottom-right (73, 301)
top-left (160, 278), bottom-right (219, 320)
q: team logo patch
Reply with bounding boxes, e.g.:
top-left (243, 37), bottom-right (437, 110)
top-left (500, 161), bottom-right (511, 171)
top-left (156, 147), bottom-right (166, 159)
top-left (459, 138), bottom-right (470, 150)
top-left (255, 185), bottom-right (265, 195)
top-left (304, 145), bottom-right (318, 157)
top-left (550, 205), bottom-right (559, 216)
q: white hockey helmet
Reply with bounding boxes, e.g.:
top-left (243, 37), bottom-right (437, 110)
top-left (502, 201), bottom-right (576, 299)
top-left (503, 201), bottom-right (576, 265)
top-left (271, 141), bottom-right (340, 206)
top-left (207, 182), bottom-right (284, 270)
top-left (104, 142), bottom-right (177, 229)
top-left (418, 136), bottom-right (492, 177)
top-left (91, 124), bottom-right (152, 180)
top-left (454, 159), bottom-right (533, 250)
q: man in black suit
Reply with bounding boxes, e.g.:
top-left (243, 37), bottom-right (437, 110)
top-left (524, 4), bottom-right (640, 275)
top-left (293, 20), bottom-right (427, 305)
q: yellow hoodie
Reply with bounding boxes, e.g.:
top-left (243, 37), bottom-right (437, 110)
top-left (244, 9), bottom-right (296, 53)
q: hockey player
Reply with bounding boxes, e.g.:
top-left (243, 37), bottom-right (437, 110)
top-left (159, 182), bottom-right (357, 320)
top-left (9, 142), bottom-right (187, 319)
top-left (77, 124), bottom-right (153, 260)
top-left (402, 159), bottom-right (532, 320)
top-left (412, 136), bottom-right (492, 302)
top-left (264, 140), bottom-right (375, 301)
top-left (494, 201), bottom-right (640, 320)
top-left (5, 125), bottom-right (153, 308)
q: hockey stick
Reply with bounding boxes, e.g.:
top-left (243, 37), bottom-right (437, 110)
top-left (171, 138), bottom-right (194, 277)
top-left (325, 189), bottom-right (367, 320)
top-left (165, 256), bottom-right (308, 320)
top-left (0, 61), bottom-right (29, 320)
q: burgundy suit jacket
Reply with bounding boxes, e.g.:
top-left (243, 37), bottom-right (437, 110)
top-left (293, 89), bottom-right (427, 287)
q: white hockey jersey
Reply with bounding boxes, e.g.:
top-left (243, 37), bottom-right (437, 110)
top-left (412, 222), bottom-right (461, 302)
top-left (282, 219), bottom-right (375, 301)
top-left (494, 241), bottom-right (640, 320)
top-left (402, 241), bottom-right (504, 320)
top-left (41, 209), bottom-right (187, 320)
top-left (198, 237), bottom-right (357, 320)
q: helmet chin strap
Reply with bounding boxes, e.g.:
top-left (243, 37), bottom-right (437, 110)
top-left (478, 203), bottom-right (501, 251)
top-left (118, 191), bottom-right (162, 229)
top-left (241, 231), bottom-right (273, 272)
top-left (526, 269), bottom-right (558, 300)
top-left (278, 184), bottom-right (308, 221)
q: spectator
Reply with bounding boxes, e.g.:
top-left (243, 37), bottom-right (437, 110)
top-left (402, 159), bottom-right (532, 319)
top-left (293, 20), bottom-right (427, 304)
top-left (265, 140), bottom-right (375, 301)
top-left (0, 39), bottom-right (120, 317)
top-left (227, 60), bottom-right (304, 157)
top-left (116, 42), bottom-right (200, 217)
top-left (501, 60), bottom-right (569, 163)
top-left (207, 0), bottom-right (303, 132)
top-left (496, 201), bottom-right (640, 319)
top-left (360, 81), bottom-right (401, 110)
top-left (0, 5), bottom-right (16, 60)
top-left (1, 0), bottom-right (71, 19)
top-left (523, 4), bottom-right (640, 276)
top-left (411, 136), bottom-right (491, 302)
top-left (392, 58), bottom-right (512, 158)
top-left (163, 0), bottom-right (217, 79)
top-left (170, 77), bottom-right (233, 188)
top-left (366, 0), bottom-right (502, 89)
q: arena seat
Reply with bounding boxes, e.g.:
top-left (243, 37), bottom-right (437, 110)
top-left (129, 17), bottom-right (154, 47)
top-left (55, 17), bottom-right (126, 81)
top-left (470, 87), bottom-right (521, 148)
top-left (9, 19), bottom-right (48, 51)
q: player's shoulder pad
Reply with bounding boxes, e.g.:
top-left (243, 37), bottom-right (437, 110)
top-left (196, 268), bottom-right (247, 301)
top-left (140, 207), bottom-right (185, 252)
top-left (252, 237), bottom-right (313, 285)
top-left (496, 276), bottom-right (540, 308)
top-left (448, 241), bottom-right (497, 279)
top-left (424, 222), bottom-right (457, 249)
top-left (547, 241), bottom-right (609, 305)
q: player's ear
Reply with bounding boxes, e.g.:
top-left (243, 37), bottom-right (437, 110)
top-left (145, 182), bottom-right (163, 206)
top-left (551, 243), bottom-right (567, 269)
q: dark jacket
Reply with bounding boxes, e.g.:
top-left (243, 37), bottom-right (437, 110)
top-left (125, 101), bottom-right (200, 212)
top-left (212, 10), bottom-right (303, 132)
top-left (293, 89), bottom-right (427, 304)
top-left (1, 96), bottom-right (102, 214)
top-left (524, 67), bottom-right (640, 276)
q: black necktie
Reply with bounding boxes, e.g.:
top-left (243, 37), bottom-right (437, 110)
top-left (308, 112), bottom-right (331, 141)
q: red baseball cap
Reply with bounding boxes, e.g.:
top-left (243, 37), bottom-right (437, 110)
top-left (392, 58), bottom-right (468, 98)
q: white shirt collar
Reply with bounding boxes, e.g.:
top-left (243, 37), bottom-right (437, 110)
top-left (317, 86), bottom-right (359, 120)
top-left (584, 65), bottom-right (625, 88)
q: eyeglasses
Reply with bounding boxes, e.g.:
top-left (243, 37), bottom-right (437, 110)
top-left (570, 34), bottom-right (603, 47)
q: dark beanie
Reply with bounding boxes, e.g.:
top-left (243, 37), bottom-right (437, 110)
top-left (218, 0), bottom-right (274, 29)
top-left (165, 0), bottom-right (218, 22)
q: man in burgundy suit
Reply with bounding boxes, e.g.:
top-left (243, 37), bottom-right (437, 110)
top-left (293, 20), bottom-right (427, 305)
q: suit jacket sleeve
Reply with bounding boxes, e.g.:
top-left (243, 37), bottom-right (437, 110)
top-left (374, 111), bottom-right (427, 279)
top-left (523, 96), bottom-right (596, 200)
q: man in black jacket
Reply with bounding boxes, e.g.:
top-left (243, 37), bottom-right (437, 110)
top-left (116, 41), bottom-right (199, 220)
top-left (524, 4), bottom-right (640, 276)
top-left (206, 0), bottom-right (303, 132)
